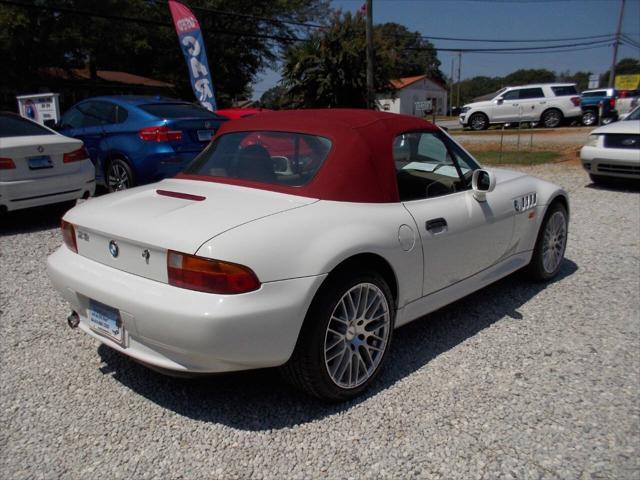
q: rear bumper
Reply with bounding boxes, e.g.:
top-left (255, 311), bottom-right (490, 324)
top-left (0, 161), bottom-right (95, 212)
top-left (47, 246), bottom-right (326, 373)
top-left (580, 146), bottom-right (640, 179)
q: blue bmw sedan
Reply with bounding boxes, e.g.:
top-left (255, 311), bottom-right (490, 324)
top-left (58, 96), bottom-right (228, 191)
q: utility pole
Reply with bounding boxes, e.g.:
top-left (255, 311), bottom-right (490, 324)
top-left (608, 0), bottom-right (625, 88)
top-left (456, 51), bottom-right (462, 108)
top-left (365, 0), bottom-right (374, 108)
top-left (449, 57), bottom-right (454, 115)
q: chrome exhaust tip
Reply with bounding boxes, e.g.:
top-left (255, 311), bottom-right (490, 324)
top-left (67, 311), bottom-right (80, 329)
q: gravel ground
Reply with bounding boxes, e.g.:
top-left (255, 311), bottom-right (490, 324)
top-left (1, 163), bottom-right (638, 479)
top-left (452, 128), bottom-right (590, 147)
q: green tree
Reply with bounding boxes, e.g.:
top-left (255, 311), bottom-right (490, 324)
top-left (376, 23), bottom-right (442, 82)
top-left (281, 11), bottom-right (444, 108)
top-left (0, 0), bottom-right (330, 108)
top-left (503, 69), bottom-right (556, 86)
top-left (259, 84), bottom-right (289, 109)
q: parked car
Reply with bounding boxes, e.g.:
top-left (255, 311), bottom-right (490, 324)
top-left (58, 96), bottom-right (228, 191)
top-left (459, 83), bottom-right (581, 130)
top-left (580, 88), bottom-right (618, 126)
top-left (48, 109), bottom-right (569, 401)
top-left (580, 106), bottom-right (640, 183)
top-left (0, 112), bottom-right (94, 214)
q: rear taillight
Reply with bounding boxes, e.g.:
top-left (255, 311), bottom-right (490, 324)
top-left (167, 250), bottom-right (260, 294)
top-left (570, 97), bottom-right (581, 107)
top-left (0, 157), bottom-right (16, 169)
top-left (139, 126), bottom-right (183, 142)
top-left (61, 220), bottom-right (77, 253)
top-left (610, 98), bottom-right (616, 108)
top-left (63, 147), bottom-right (89, 163)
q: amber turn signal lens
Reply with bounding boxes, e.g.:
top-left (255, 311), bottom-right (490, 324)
top-left (167, 250), bottom-right (260, 294)
top-left (61, 220), bottom-right (77, 253)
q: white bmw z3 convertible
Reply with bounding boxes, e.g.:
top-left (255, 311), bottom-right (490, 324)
top-left (48, 109), bottom-right (569, 401)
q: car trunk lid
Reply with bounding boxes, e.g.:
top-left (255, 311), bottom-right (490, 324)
top-left (64, 178), bottom-right (317, 283)
top-left (0, 135), bottom-right (84, 181)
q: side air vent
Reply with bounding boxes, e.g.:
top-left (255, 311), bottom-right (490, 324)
top-left (513, 193), bottom-right (537, 213)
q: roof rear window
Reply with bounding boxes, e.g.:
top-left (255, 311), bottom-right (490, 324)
top-left (140, 103), bottom-right (222, 119)
top-left (581, 90), bottom-right (606, 98)
top-left (0, 113), bottom-right (51, 137)
top-left (185, 131), bottom-right (332, 187)
top-left (551, 85), bottom-right (578, 96)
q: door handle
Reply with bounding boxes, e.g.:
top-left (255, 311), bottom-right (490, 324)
top-left (426, 218), bottom-right (448, 232)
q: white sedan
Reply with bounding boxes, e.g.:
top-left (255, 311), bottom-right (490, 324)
top-left (580, 107), bottom-right (640, 183)
top-left (0, 112), bottom-right (95, 213)
top-left (48, 110), bottom-right (569, 401)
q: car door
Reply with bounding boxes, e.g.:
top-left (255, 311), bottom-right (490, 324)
top-left (396, 131), bottom-right (515, 296)
top-left (77, 101), bottom-right (119, 180)
top-left (517, 87), bottom-right (546, 121)
top-left (492, 88), bottom-right (521, 123)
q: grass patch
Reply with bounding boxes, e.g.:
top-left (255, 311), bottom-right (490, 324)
top-left (471, 150), bottom-right (562, 165)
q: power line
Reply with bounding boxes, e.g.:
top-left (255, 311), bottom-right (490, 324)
top-left (407, 39), bottom-right (615, 53)
top-left (416, 33), bottom-right (616, 44)
top-left (453, 43), bottom-right (614, 56)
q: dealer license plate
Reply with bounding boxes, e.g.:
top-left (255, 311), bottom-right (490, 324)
top-left (197, 129), bottom-right (214, 142)
top-left (27, 155), bottom-right (52, 169)
top-left (88, 300), bottom-right (124, 344)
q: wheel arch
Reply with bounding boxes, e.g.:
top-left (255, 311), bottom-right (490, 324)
top-left (103, 150), bottom-right (135, 175)
top-left (468, 111), bottom-right (490, 129)
top-left (546, 192), bottom-right (570, 222)
top-left (322, 252), bottom-right (399, 309)
top-left (541, 107), bottom-right (564, 120)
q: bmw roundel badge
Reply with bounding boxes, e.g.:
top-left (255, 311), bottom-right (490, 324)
top-left (109, 240), bottom-right (119, 258)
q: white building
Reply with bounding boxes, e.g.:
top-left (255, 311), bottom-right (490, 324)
top-left (377, 74), bottom-right (448, 116)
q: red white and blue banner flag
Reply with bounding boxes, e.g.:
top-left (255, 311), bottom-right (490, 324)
top-left (168, 0), bottom-right (217, 111)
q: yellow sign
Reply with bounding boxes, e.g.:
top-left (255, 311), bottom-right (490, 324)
top-left (615, 74), bottom-right (640, 90)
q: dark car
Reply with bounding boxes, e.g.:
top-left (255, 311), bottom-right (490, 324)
top-left (580, 88), bottom-right (618, 126)
top-left (58, 96), bottom-right (228, 191)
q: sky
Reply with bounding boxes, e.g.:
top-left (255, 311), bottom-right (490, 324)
top-left (251, 0), bottom-right (640, 100)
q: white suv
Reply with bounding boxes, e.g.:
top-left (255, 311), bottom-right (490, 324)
top-left (459, 83), bottom-right (581, 130)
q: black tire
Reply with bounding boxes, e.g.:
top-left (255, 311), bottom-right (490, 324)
top-left (106, 158), bottom-right (134, 192)
top-left (468, 113), bottom-right (489, 131)
top-left (581, 110), bottom-right (598, 126)
top-left (281, 270), bottom-right (395, 401)
top-left (527, 202), bottom-right (568, 281)
top-left (589, 173), bottom-right (611, 185)
top-left (541, 109), bottom-right (563, 128)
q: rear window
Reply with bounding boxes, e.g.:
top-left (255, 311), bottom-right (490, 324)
top-left (551, 86), bottom-right (578, 96)
top-left (581, 91), bottom-right (606, 98)
top-left (185, 131), bottom-right (332, 186)
top-left (0, 113), bottom-right (51, 137)
top-left (140, 103), bottom-right (222, 119)
top-left (519, 87), bottom-right (545, 99)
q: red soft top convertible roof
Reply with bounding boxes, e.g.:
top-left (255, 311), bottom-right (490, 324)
top-left (177, 109), bottom-right (439, 203)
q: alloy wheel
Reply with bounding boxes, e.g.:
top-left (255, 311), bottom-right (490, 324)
top-left (323, 283), bottom-right (391, 389)
top-left (542, 211), bottom-right (567, 273)
top-left (543, 111), bottom-right (562, 128)
top-left (107, 162), bottom-right (130, 191)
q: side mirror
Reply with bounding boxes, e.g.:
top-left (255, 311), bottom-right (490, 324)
top-left (472, 169), bottom-right (496, 202)
top-left (495, 97), bottom-right (504, 105)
